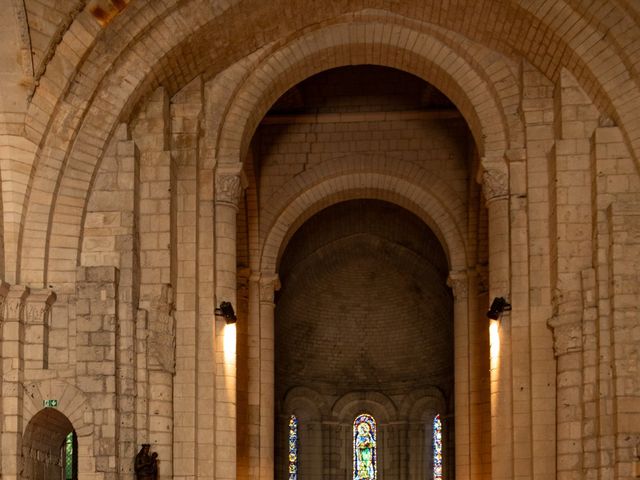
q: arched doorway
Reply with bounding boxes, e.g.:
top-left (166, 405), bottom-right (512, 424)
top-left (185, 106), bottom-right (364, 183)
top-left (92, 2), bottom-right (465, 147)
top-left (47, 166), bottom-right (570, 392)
top-left (22, 408), bottom-right (77, 480)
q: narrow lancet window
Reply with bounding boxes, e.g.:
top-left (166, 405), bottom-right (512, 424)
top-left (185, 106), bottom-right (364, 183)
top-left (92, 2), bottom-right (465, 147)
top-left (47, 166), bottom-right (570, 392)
top-left (353, 413), bottom-right (377, 480)
top-left (433, 414), bottom-right (443, 480)
top-left (288, 415), bottom-right (299, 480)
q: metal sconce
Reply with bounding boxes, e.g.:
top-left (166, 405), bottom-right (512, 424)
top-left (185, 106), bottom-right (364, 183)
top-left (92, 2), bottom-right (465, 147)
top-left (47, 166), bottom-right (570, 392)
top-left (486, 297), bottom-right (511, 320)
top-left (215, 301), bottom-right (237, 324)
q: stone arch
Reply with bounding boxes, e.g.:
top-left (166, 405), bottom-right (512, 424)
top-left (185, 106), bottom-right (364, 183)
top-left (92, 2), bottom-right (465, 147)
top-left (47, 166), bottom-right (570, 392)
top-left (21, 380), bottom-right (96, 477)
top-left (24, 0), bottom-right (637, 163)
top-left (22, 380), bottom-right (94, 439)
top-left (20, 380), bottom-right (95, 479)
top-left (259, 170), bottom-right (468, 276)
top-left (333, 391), bottom-right (398, 424)
top-left (19, 1), bottom-right (640, 287)
top-left (215, 20), bottom-right (511, 167)
top-left (282, 386), bottom-right (327, 421)
top-left (19, 10), bottom-right (517, 287)
top-left (399, 386), bottom-right (448, 420)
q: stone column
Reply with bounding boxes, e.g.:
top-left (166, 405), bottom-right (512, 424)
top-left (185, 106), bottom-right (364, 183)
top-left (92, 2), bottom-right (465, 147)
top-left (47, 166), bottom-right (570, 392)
top-left (481, 160), bottom-right (513, 480)
top-left (448, 271), bottom-right (470, 480)
top-left (0, 283), bottom-right (24, 480)
top-left (215, 165), bottom-right (245, 480)
top-left (258, 273), bottom-right (279, 480)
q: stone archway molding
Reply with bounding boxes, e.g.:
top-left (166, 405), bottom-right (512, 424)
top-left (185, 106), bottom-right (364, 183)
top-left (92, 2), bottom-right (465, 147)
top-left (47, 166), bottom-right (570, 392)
top-left (215, 19), bottom-right (512, 167)
top-left (22, 379), bottom-right (94, 438)
top-left (259, 169), bottom-right (468, 275)
top-left (333, 391), bottom-right (398, 424)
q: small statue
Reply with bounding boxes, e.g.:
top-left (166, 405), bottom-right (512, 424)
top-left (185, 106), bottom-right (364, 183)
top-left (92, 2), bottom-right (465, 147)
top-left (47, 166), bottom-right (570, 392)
top-left (134, 444), bottom-right (158, 480)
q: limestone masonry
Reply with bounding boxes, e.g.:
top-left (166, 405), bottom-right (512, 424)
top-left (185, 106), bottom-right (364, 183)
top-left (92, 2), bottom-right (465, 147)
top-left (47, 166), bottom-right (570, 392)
top-left (0, 1), bottom-right (639, 479)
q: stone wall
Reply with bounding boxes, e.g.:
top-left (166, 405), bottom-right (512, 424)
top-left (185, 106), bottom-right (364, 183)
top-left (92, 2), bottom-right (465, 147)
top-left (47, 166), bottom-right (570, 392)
top-left (0, 3), bottom-right (639, 480)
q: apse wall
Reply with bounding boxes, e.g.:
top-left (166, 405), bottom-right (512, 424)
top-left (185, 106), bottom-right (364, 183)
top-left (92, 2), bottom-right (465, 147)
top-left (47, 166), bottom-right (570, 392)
top-left (274, 200), bottom-right (455, 480)
top-left (275, 199), bottom-right (453, 397)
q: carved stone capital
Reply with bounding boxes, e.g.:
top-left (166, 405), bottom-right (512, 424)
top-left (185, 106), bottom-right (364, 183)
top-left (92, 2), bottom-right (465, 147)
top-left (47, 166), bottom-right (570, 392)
top-left (215, 165), bottom-right (246, 207)
top-left (25, 289), bottom-right (56, 324)
top-left (447, 272), bottom-right (468, 299)
top-left (259, 274), bottom-right (281, 304)
top-left (479, 158), bottom-right (508, 205)
top-left (2, 285), bottom-right (29, 322)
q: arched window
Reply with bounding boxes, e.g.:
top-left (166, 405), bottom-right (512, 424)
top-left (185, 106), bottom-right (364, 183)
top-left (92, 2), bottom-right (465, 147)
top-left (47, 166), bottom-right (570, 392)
top-left (353, 413), bottom-right (377, 480)
top-left (288, 415), bottom-right (299, 480)
top-left (433, 414), bottom-right (442, 480)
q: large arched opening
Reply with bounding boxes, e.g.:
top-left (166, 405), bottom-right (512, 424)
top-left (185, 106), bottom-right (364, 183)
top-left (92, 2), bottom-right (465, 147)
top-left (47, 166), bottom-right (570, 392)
top-left (241, 65), bottom-right (490, 479)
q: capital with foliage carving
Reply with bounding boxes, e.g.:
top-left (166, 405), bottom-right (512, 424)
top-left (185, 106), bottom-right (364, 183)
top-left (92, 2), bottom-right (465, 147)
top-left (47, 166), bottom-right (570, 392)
top-left (480, 158), bottom-right (508, 205)
top-left (215, 164), bottom-right (246, 207)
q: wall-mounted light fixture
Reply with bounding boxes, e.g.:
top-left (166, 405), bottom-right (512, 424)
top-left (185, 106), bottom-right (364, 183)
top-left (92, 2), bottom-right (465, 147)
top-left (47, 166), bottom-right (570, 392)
top-left (215, 301), bottom-right (237, 324)
top-left (486, 297), bottom-right (511, 320)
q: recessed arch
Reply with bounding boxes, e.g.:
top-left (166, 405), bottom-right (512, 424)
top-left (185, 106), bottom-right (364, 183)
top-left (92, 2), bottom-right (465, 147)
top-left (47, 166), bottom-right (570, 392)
top-left (215, 20), bottom-right (511, 168)
top-left (259, 170), bottom-right (468, 276)
top-left (333, 392), bottom-right (398, 425)
top-left (22, 380), bottom-right (94, 438)
top-left (282, 386), bottom-right (328, 421)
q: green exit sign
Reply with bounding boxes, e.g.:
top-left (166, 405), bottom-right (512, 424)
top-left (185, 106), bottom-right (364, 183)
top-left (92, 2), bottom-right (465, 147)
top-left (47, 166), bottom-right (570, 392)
top-left (43, 399), bottom-right (58, 408)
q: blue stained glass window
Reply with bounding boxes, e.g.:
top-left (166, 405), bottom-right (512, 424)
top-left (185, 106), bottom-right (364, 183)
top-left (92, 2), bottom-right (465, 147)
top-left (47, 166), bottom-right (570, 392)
top-left (288, 415), bottom-right (298, 480)
top-left (433, 414), bottom-right (443, 480)
top-left (353, 414), bottom-right (377, 480)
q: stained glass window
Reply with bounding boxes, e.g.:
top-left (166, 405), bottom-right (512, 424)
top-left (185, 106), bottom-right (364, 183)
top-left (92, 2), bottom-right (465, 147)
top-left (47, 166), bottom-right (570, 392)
top-left (64, 431), bottom-right (77, 480)
top-left (353, 414), bottom-right (377, 480)
top-left (288, 415), bottom-right (298, 480)
top-left (433, 414), bottom-right (443, 480)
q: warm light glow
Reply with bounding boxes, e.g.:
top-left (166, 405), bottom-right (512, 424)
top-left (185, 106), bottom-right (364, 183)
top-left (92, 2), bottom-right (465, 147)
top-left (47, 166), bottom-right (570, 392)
top-left (223, 323), bottom-right (236, 361)
top-left (489, 319), bottom-right (500, 364)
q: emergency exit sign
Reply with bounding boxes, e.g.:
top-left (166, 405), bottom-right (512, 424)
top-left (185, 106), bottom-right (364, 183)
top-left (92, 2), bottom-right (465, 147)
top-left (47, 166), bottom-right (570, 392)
top-left (43, 399), bottom-right (58, 408)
